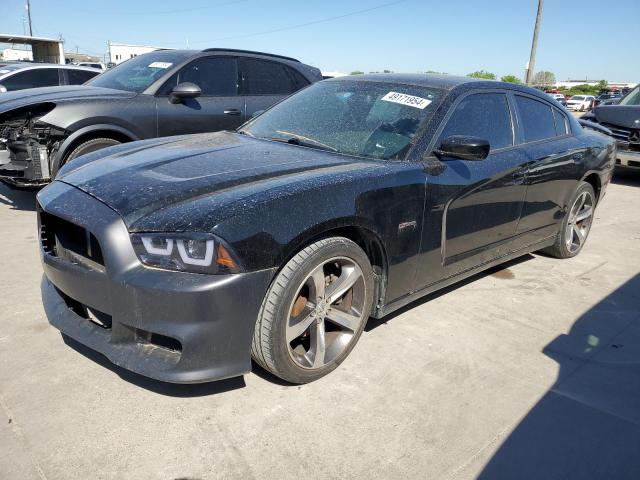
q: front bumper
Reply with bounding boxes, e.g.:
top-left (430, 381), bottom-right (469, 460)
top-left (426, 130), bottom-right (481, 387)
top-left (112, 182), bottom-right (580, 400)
top-left (38, 181), bottom-right (275, 383)
top-left (614, 144), bottom-right (640, 170)
top-left (0, 141), bottom-right (50, 185)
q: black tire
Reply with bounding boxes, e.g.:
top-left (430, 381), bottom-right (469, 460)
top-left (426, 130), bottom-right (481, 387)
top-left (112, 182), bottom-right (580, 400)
top-left (252, 237), bottom-right (374, 384)
top-left (64, 138), bottom-right (121, 164)
top-left (541, 181), bottom-right (596, 259)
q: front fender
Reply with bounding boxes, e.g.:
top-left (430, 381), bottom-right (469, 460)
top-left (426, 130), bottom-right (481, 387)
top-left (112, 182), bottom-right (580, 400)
top-left (52, 123), bottom-right (140, 173)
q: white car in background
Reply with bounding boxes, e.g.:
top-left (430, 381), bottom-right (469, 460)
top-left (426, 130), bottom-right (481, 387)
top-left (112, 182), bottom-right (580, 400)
top-left (566, 95), bottom-right (595, 111)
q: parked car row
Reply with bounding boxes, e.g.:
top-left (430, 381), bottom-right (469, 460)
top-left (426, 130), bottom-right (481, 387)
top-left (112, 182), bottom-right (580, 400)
top-left (582, 84), bottom-right (640, 171)
top-left (0, 48), bottom-right (617, 384)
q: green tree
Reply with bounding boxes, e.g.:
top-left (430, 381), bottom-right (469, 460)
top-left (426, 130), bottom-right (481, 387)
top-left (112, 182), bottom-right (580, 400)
top-left (350, 70), bottom-right (364, 75)
top-left (467, 70), bottom-right (496, 80)
top-left (595, 79), bottom-right (608, 93)
top-left (533, 71), bottom-right (556, 86)
top-left (501, 74), bottom-right (522, 84)
top-left (426, 70), bottom-right (447, 75)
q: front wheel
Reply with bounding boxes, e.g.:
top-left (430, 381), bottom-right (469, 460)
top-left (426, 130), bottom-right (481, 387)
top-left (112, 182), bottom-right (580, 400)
top-left (541, 181), bottom-right (595, 259)
top-left (252, 237), bottom-right (374, 384)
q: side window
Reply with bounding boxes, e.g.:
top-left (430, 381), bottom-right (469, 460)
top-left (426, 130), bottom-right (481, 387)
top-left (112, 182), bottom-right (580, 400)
top-left (515, 95), bottom-right (557, 142)
top-left (439, 93), bottom-right (513, 150)
top-left (240, 59), bottom-right (298, 95)
top-left (553, 109), bottom-right (568, 136)
top-left (1, 68), bottom-right (60, 91)
top-left (67, 69), bottom-right (99, 85)
top-left (162, 57), bottom-right (238, 96)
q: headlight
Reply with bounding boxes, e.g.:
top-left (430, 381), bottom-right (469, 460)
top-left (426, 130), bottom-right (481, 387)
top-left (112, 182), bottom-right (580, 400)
top-left (130, 233), bottom-right (241, 274)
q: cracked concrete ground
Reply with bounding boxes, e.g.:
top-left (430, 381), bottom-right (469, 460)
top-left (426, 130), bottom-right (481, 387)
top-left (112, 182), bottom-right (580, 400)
top-left (1, 170), bottom-right (639, 480)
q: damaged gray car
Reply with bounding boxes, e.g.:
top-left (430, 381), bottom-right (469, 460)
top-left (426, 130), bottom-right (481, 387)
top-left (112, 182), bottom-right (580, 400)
top-left (0, 48), bottom-right (321, 187)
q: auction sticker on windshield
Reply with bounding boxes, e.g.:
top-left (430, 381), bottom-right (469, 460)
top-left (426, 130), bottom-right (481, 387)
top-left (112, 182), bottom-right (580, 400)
top-left (381, 92), bottom-right (432, 109)
top-left (148, 62), bottom-right (172, 69)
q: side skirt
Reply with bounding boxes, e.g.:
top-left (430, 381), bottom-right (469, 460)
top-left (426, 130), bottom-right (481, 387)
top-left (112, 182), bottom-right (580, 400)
top-left (374, 235), bottom-right (556, 319)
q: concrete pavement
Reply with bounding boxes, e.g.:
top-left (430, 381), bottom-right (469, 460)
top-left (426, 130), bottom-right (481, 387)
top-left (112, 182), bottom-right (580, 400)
top-left (1, 171), bottom-right (639, 480)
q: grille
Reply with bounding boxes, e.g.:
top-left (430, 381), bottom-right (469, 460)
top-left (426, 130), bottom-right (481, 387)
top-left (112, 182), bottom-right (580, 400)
top-left (601, 123), bottom-right (632, 142)
top-left (38, 208), bottom-right (104, 267)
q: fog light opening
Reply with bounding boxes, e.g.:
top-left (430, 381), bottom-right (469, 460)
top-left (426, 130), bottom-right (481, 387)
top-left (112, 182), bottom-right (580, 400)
top-left (135, 329), bottom-right (182, 353)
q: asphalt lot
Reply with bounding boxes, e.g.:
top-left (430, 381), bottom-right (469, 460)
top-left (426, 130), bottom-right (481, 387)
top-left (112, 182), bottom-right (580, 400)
top-left (1, 169), bottom-right (639, 480)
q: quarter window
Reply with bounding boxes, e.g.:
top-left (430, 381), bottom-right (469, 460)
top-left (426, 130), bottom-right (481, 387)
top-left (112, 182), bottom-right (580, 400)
top-left (240, 59), bottom-right (305, 95)
top-left (515, 95), bottom-right (557, 142)
top-left (553, 109), bottom-right (568, 136)
top-left (439, 93), bottom-right (513, 150)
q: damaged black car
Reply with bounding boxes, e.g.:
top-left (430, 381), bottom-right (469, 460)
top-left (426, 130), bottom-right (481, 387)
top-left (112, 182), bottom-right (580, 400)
top-left (38, 75), bottom-right (614, 384)
top-left (582, 84), bottom-right (640, 170)
top-left (0, 48), bottom-right (321, 186)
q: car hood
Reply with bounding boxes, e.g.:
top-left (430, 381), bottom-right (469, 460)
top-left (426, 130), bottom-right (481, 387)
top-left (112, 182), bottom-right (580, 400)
top-left (591, 105), bottom-right (640, 129)
top-left (0, 85), bottom-right (136, 114)
top-left (58, 132), bottom-right (372, 230)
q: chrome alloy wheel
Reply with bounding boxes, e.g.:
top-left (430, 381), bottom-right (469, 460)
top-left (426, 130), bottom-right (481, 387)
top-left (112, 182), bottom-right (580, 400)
top-left (566, 190), bottom-right (594, 254)
top-left (285, 257), bottom-right (367, 369)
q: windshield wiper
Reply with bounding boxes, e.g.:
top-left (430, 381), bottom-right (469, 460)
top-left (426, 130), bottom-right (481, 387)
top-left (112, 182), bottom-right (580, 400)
top-left (269, 132), bottom-right (338, 152)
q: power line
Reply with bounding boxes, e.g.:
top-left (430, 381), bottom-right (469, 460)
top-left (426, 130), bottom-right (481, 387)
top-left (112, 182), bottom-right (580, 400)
top-left (182, 0), bottom-right (408, 44)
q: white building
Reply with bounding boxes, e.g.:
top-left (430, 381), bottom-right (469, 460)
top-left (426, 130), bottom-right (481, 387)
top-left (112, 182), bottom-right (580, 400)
top-left (1, 48), bottom-right (33, 61)
top-left (108, 42), bottom-right (164, 65)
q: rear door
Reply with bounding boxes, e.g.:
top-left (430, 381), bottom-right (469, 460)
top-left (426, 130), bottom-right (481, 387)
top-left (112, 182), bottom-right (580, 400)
top-left (156, 56), bottom-right (246, 136)
top-left (239, 58), bottom-right (310, 118)
top-left (512, 94), bottom-right (587, 247)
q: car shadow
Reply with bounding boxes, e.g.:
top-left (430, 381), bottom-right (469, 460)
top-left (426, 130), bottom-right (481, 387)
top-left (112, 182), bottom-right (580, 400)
top-left (477, 273), bottom-right (640, 480)
top-left (62, 334), bottom-right (246, 397)
top-left (611, 169), bottom-right (640, 187)
top-left (365, 254), bottom-right (535, 332)
top-left (0, 181), bottom-right (39, 211)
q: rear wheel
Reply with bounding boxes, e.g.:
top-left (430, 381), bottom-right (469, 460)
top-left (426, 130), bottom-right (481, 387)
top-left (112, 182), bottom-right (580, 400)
top-left (252, 237), bottom-right (374, 384)
top-left (541, 181), bottom-right (595, 259)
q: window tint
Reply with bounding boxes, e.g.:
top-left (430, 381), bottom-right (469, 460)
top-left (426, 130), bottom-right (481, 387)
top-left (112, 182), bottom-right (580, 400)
top-left (174, 57), bottom-right (238, 96)
top-left (67, 69), bottom-right (99, 85)
top-left (240, 59), bottom-right (300, 95)
top-left (553, 109), bottom-right (568, 136)
top-left (515, 96), bottom-right (557, 142)
top-left (439, 93), bottom-right (513, 150)
top-left (1, 68), bottom-right (60, 91)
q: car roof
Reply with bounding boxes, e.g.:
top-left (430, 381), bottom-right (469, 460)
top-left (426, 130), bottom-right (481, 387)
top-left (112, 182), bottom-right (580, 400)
top-left (324, 73), bottom-right (557, 100)
top-left (0, 62), bottom-right (100, 72)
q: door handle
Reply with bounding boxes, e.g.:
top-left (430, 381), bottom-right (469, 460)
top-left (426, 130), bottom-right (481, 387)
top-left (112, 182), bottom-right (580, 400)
top-left (223, 109), bottom-right (241, 116)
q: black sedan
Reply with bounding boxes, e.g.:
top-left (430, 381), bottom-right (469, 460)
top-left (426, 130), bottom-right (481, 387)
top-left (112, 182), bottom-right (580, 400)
top-left (37, 74), bottom-right (615, 384)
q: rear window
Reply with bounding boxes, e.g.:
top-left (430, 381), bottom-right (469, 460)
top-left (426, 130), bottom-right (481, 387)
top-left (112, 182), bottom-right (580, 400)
top-left (67, 69), bottom-right (99, 85)
top-left (240, 59), bottom-right (306, 95)
top-left (515, 95), bottom-right (556, 143)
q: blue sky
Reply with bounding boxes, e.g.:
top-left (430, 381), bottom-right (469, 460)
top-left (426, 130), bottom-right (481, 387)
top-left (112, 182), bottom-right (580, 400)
top-left (0, 0), bottom-right (637, 81)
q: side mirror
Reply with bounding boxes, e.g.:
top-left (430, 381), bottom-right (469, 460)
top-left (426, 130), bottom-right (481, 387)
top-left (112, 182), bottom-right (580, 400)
top-left (433, 135), bottom-right (490, 161)
top-left (169, 82), bottom-right (201, 104)
top-left (0, 85), bottom-right (7, 93)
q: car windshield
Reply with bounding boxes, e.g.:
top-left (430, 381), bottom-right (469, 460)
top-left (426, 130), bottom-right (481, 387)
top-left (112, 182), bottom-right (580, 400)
top-left (619, 86), bottom-right (640, 106)
top-left (240, 80), bottom-right (444, 160)
top-left (86, 51), bottom-right (192, 93)
top-left (571, 96), bottom-right (585, 100)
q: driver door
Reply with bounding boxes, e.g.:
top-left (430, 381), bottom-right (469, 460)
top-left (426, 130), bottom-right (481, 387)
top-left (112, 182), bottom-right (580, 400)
top-left (156, 56), bottom-right (246, 136)
top-left (415, 91), bottom-right (530, 289)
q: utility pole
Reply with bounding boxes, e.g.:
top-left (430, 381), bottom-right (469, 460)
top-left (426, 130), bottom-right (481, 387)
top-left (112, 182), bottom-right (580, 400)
top-left (525, 0), bottom-right (543, 85)
top-left (26, 0), bottom-right (33, 36)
